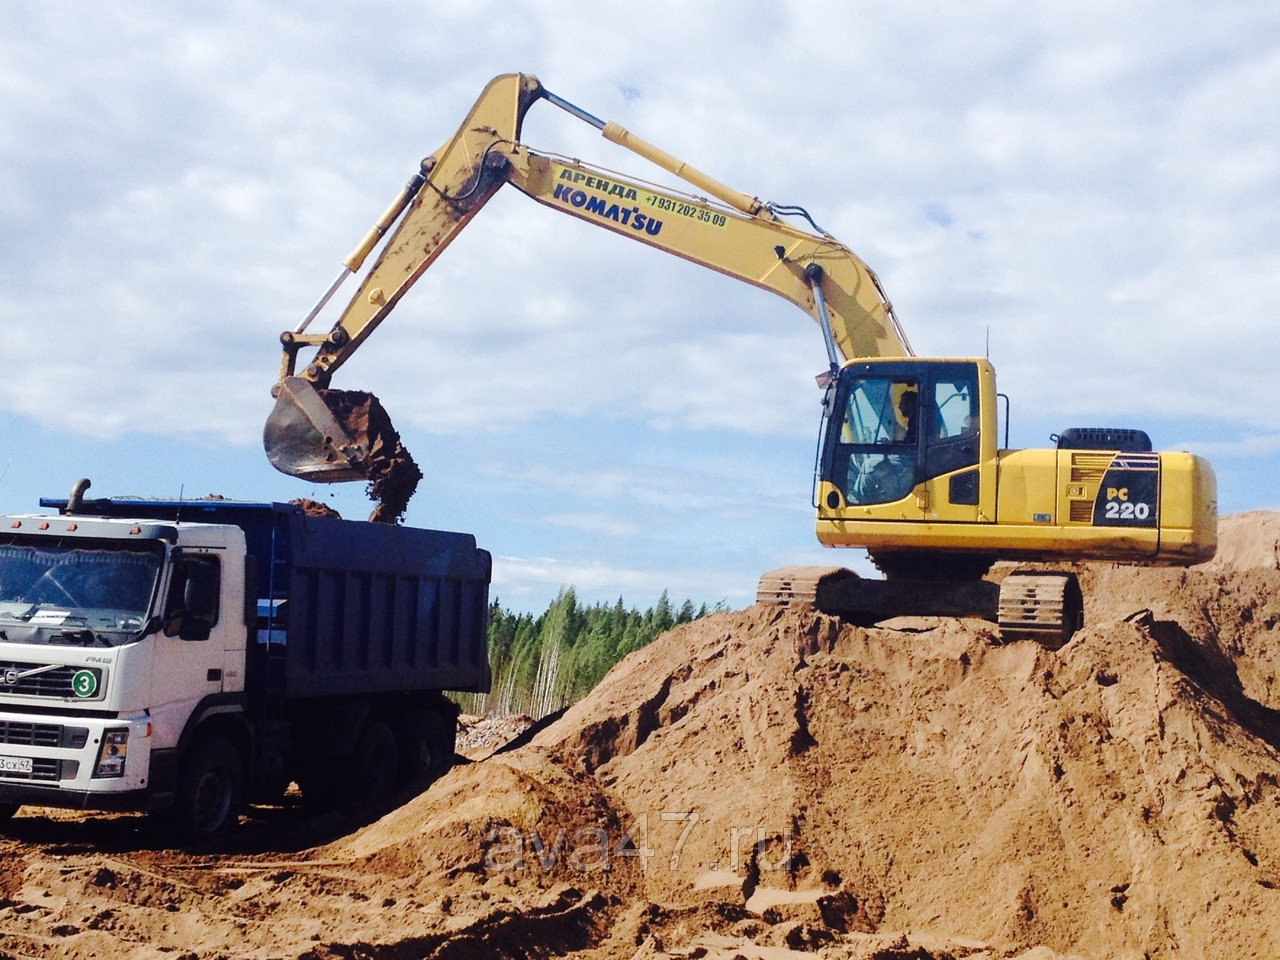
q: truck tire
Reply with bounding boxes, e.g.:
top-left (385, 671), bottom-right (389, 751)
top-left (424, 708), bottom-right (457, 780)
top-left (401, 703), bottom-right (457, 786)
top-left (350, 717), bottom-right (399, 807)
top-left (172, 737), bottom-right (245, 841)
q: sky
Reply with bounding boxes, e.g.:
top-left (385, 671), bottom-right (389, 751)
top-left (1, 1), bottom-right (1277, 612)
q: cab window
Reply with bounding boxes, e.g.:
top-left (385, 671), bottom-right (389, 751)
top-left (921, 367), bottom-right (981, 483)
top-left (931, 375), bottom-right (978, 440)
top-left (164, 554), bottom-right (221, 642)
top-left (829, 377), bottom-right (919, 505)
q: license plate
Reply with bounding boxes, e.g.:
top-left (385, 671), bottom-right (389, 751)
top-left (0, 755), bottom-right (33, 775)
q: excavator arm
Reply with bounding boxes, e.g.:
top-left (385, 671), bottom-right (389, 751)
top-left (265, 73), bottom-right (910, 490)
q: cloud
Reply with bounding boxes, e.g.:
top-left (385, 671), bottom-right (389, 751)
top-left (1173, 433), bottom-right (1280, 460)
top-left (6, 3), bottom-right (1276, 446)
top-left (540, 512), bottom-right (640, 538)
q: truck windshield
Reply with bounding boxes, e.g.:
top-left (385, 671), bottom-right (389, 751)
top-left (0, 538), bottom-right (163, 644)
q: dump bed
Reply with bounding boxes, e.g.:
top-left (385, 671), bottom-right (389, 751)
top-left (273, 512), bottom-right (492, 697)
top-left (40, 497), bottom-right (493, 698)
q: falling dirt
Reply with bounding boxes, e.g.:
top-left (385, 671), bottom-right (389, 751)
top-left (318, 388), bottom-right (423, 524)
top-left (289, 499), bottom-right (343, 519)
top-left (2, 513), bottom-right (1279, 959)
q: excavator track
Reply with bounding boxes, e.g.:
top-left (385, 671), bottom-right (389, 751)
top-left (757, 564), bottom-right (1083, 649)
top-left (755, 566), bottom-right (853, 608)
top-left (995, 571), bottom-right (1083, 650)
top-left (756, 565), bottom-right (998, 628)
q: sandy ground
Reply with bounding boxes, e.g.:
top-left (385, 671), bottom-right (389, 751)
top-left (1, 513), bottom-right (1278, 959)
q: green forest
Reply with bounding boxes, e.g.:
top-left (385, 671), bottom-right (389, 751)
top-left (457, 589), bottom-right (720, 718)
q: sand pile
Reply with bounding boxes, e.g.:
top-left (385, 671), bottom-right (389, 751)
top-left (1203, 511), bottom-right (1280, 573)
top-left (0, 513), bottom-right (1277, 959)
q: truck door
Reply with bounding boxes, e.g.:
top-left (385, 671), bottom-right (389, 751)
top-left (150, 551), bottom-right (228, 740)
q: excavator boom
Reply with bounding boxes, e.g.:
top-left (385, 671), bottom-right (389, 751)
top-left (265, 73), bottom-right (910, 490)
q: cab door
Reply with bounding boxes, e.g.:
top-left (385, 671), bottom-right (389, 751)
top-left (148, 548), bottom-right (229, 748)
top-left (818, 371), bottom-right (927, 519)
top-left (917, 363), bottom-right (983, 522)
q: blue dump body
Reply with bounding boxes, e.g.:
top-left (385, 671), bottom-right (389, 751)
top-left (40, 497), bottom-right (493, 697)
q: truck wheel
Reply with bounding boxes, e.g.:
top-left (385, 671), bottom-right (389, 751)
top-left (351, 718), bottom-right (399, 807)
top-left (402, 705), bottom-right (457, 786)
top-left (424, 708), bottom-right (457, 780)
top-left (173, 737), bottom-right (244, 841)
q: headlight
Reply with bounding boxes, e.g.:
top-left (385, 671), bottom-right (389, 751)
top-left (93, 728), bottom-right (130, 778)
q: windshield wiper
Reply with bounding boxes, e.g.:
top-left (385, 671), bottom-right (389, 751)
top-left (49, 629), bottom-right (108, 647)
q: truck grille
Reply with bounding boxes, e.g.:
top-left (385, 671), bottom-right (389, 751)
top-left (0, 662), bottom-right (101, 699)
top-left (0, 720), bottom-right (89, 749)
top-left (0, 757), bottom-right (62, 782)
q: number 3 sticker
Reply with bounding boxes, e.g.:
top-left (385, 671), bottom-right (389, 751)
top-left (72, 670), bottom-right (99, 698)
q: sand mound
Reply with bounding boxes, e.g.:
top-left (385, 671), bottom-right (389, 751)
top-left (1204, 511), bottom-right (1280, 572)
top-left (0, 513), bottom-right (1276, 959)
top-left (518, 595), bottom-right (1280, 958)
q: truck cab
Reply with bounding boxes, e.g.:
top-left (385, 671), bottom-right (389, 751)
top-left (0, 512), bottom-right (243, 815)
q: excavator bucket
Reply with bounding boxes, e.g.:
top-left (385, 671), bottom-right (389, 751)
top-left (264, 377), bottom-right (371, 482)
top-left (263, 377), bottom-right (424, 524)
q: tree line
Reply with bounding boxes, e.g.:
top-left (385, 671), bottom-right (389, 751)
top-left (457, 589), bottom-right (720, 718)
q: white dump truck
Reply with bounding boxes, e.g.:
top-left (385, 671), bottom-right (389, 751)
top-left (0, 485), bottom-right (491, 838)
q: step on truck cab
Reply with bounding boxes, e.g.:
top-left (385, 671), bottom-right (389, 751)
top-left (0, 489), bottom-right (491, 839)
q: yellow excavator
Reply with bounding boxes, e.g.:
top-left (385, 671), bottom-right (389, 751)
top-left (263, 73), bottom-right (1217, 647)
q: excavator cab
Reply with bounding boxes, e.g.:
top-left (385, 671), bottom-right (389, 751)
top-left (817, 359), bottom-right (989, 519)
